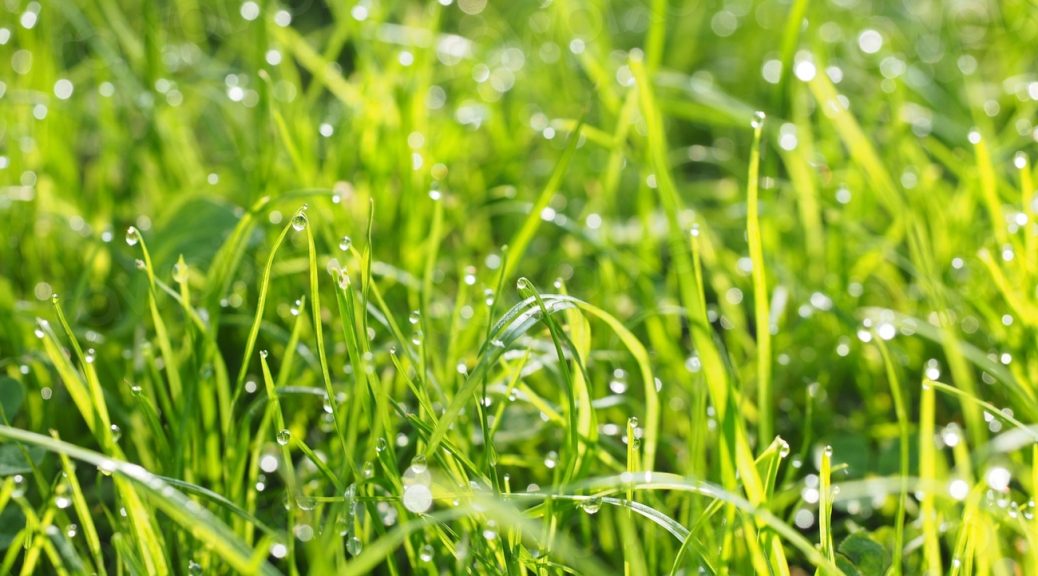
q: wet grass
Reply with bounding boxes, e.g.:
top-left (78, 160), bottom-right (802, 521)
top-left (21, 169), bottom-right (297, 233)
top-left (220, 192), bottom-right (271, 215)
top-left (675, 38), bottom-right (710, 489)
top-left (3, 0), bottom-right (1038, 574)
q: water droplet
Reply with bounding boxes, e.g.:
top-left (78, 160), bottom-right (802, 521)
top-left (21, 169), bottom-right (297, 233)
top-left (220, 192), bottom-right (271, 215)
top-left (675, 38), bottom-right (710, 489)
top-left (125, 226), bottom-right (140, 246)
top-left (270, 542), bottom-right (288, 559)
top-left (484, 289), bottom-right (495, 306)
top-left (276, 429), bottom-right (291, 446)
top-left (172, 261), bottom-right (189, 283)
top-left (322, 396), bottom-right (333, 414)
top-left (130, 384), bottom-right (143, 396)
top-left (751, 110), bottom-right (766, 129)
top-left (291, 210), bottom-right (308, 231)
top-left (968, 129), bottom-right (981, 145)
top-left (406, 454), bottom-right (427, 473)
top-left (135, 259), bottom-right (146, 270)
top-left (823, 445), bottom-right (833, 457)
top-left (110, 424), bottom-right (121, 442)
top-left (187, 560), bottom-right (202, 575)
top-left (259, 349), bottom-right (269, 359)
top-left (362, 461), bottom-right (375, 478)
top-left (85, 348), bottom-right (96, 364)
top-left (375, 437), bottom-right (387, 453)
top-left (296, 494), bottom-right (316, 510)
top-left (402, 483), bottom-right (433, 513)
top-left (627, 416), bottom-right (639, 429)
top-left (544, 451), bottom-right (558, 469)
top-left (339, 236), bottom-right (352, 251)
top-left (346, 535), bottom-right (363, 556)
top-left (609, 369), bottom-right (628, 394)
top-left (580, 496), bottom-right (602, 514)
top-left (97, 459), bottom-right (116, 477)
top-left (409, 310), bottom-right (421, 325)
top-left (778, 439), bottom-right (791, 458)
top-left (419, 544), bottom-right (434, 562)
top-left (33, 318), bottom-right (47, 339)
top-left (516, 277), bottom-right (531, 292)
top-left (290, 298), bottom-right (303, 316)
top-left (50, 293), bottom-right (60, 304)
top-left (11, 475), bottom-right (25, 498)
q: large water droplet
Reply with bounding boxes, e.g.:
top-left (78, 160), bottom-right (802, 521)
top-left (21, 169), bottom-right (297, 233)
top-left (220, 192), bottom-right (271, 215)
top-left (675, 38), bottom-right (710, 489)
top-left (409, 310), bottom-right (421, 325)
top-left (276, 429), bottom-right (291, 446)
top-left (402, 483), bottom-right (433, 513)
top-left (339, 236), bottom-right (352, 251)
top-left (751, 110), bottom-right (766, 129)
top-left (580, 496), bottom-right (602, 514)
top-left (346, 536), bottom-right (362, 556)
top-left (125, 226), bottom-right (140, 246)
top-left (544, 451), bottom-right (558, 469)
top-left (291, 210), bottom-right (308, 232)
top-left (419, 544), bottom-right (434, 562)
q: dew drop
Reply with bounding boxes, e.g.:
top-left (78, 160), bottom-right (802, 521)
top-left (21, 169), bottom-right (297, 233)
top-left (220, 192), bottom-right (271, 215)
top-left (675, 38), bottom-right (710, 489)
top-left (580, 496), bottom-right (602, 514)
top-left (346, 535), bottom-right (363, 556)
top-left (402, 484), bottom-right (433, 513)
top-left (339, 236), bottom-right (352, 251)
top-left (419, 544), bottom-right (434, 562)
top-left (172, 261), bottom-right (189, 283)
top-left (276, 429), bottom-right (291, 446)
top-left (110, 424), bottom-right (122, 442)
top-left (85, 348), bottom-right (96, 364)
top-left (375, 437), bottom-right (387, 453)
top-left (751, 110), bottom-right (766, 129)
top-left (291, 209), bottom-right (308, 232)
top-left (544, 451), bottom-right (558, 469)
top-left (409, 310), bottom-right (421, 325)
top-left (97, 459), bottom-right (116, 477)
top-left (125, 226), bottom-right (140, 246)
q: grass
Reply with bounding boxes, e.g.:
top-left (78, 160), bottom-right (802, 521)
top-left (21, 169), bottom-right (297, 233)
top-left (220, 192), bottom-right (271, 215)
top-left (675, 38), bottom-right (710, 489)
top-left (2, 0), bottom-right (1038, 574)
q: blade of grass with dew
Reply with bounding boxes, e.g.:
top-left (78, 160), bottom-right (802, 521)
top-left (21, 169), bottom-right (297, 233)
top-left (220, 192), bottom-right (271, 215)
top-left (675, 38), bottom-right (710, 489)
top-left (746, 111), bottom-right (773, 444)
top-left (0, 426), bottom-right (283, 576)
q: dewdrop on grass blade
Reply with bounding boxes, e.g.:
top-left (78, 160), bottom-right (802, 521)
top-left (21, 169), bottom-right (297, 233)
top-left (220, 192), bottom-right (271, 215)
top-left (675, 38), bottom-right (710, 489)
top-left (125, 226), bottom-right (140, 246)
top-left (291, 206), bottom-right (308, 231)
top-left (579, 496), bottom-right (602, 514)
top-left (402, 484), bottom-right (433, 513)
top-left (276, 429), bottom-right (291, 446)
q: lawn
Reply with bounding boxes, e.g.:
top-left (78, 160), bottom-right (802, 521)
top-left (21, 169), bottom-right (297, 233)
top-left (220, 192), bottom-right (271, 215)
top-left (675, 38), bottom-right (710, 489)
top-left (2, 0), bottom-right (1038, 574)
